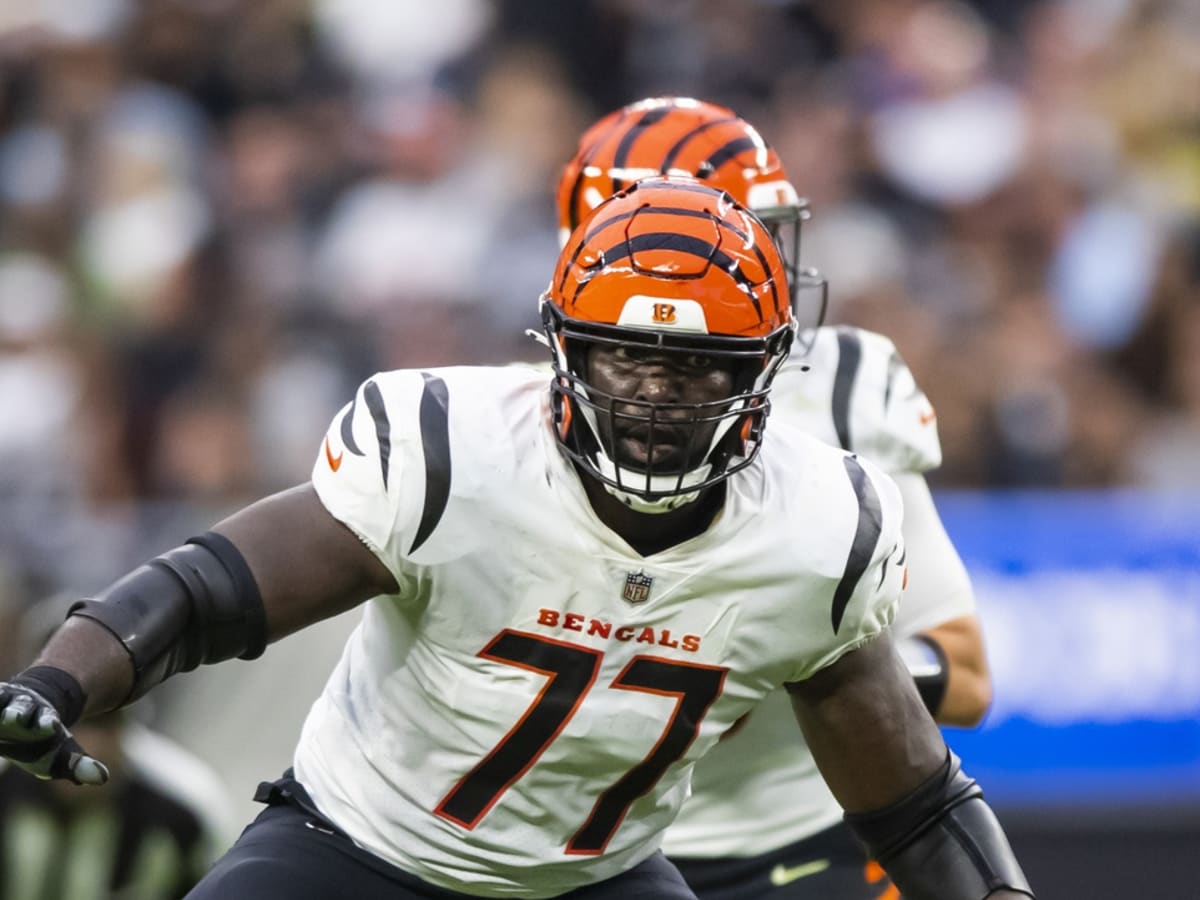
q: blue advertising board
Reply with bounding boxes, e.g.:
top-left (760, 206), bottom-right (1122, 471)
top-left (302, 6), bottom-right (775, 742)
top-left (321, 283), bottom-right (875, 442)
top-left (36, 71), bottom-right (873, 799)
top-left (934, 491), bottom-right (1200, 810)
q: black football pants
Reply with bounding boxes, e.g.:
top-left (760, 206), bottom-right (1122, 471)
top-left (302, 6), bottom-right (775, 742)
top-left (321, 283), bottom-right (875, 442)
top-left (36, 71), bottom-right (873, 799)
top-left (185, 775), bottom-right (697, 900)
top-left (670, 822), bottom-right (898, 900)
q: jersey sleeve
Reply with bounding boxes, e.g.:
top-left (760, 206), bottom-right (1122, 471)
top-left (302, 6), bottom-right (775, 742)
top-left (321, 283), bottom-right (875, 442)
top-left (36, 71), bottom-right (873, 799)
top-left (888, 471), bottom-right (976, 636)
top-left (842, 328), bottom-right (942, 475)
top-left (311, 370), bottom-right (444, 587)
top-left (788, 452), bottom-right (907, 683)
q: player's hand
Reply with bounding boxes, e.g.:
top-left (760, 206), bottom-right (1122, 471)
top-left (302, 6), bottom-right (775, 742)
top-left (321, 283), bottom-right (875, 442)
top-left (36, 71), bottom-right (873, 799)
top-left (0, 681), bottom-right (108, 785)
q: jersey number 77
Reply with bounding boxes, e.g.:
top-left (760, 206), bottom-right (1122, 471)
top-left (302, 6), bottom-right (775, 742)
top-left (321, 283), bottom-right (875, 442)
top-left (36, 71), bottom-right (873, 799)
top-left (435, 630), bottom-right (728, 855)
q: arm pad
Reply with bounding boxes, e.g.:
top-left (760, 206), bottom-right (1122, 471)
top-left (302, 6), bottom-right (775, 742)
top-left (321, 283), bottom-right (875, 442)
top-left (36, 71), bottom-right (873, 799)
top-left (846, 752), bottom-right (1034, 900)
top-left (68, 531), bottom-right (267, 703)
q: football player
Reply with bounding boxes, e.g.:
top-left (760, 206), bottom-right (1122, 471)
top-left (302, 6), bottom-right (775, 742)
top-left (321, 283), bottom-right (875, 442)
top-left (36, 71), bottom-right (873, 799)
top-left (558, 97), bottom-right (991, 900)
top-left (0, 179), bottom-right (1029, 899)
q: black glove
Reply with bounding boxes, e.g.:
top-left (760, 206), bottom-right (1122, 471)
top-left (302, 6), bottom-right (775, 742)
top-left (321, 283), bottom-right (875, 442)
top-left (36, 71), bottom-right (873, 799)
top-left (0, 667), bottom-right (108, 785)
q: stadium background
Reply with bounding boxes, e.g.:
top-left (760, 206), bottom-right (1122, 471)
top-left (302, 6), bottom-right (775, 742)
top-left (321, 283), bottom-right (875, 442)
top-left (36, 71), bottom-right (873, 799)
top-left (0, 1), bottom-right (1196, 897)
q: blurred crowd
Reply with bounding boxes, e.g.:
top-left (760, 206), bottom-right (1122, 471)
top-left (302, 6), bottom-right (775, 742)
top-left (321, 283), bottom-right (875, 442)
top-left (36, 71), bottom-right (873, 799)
top-left (0, 2), bottom-right (1197, 886)
top-left (0, 0), bottom-right (1198, 609)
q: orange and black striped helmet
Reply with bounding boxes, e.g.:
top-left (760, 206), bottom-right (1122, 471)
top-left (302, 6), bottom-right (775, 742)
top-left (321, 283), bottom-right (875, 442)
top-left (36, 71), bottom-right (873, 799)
top-left (541, 176), bottom-right (794, 511)
top-left (556, 97), bottom-right (826, 334)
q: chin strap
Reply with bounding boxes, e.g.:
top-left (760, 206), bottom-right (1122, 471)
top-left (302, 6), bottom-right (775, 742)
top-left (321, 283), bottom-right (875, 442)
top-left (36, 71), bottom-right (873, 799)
top-left (602, 483), bottom-right (699, 514)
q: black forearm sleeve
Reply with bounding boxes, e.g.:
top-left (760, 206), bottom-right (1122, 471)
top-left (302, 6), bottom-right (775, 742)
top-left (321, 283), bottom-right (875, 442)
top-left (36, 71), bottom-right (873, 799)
top-left (67, 531), bottom-right (267, 703)
top-left (846, 752), bottom-right (1034, 900)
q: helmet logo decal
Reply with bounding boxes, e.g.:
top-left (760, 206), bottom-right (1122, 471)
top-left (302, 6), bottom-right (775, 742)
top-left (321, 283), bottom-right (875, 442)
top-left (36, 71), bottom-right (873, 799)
top-left (622, 570), bottom-right (654, 604)
top-left (617, 296), bottom-right (708, 332)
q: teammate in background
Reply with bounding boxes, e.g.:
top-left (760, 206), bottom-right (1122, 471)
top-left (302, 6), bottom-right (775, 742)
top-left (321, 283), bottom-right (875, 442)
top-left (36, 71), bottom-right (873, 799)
top-left (0, 179), bottom-right (1029, 900)
top-left (0, 597), bottom-right (232, 900)
top-left (558, 97), bottom-right (991, 899)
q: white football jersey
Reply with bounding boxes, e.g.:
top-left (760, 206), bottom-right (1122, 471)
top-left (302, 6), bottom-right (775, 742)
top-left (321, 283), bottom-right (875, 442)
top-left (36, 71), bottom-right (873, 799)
top-left (662, 325), bottom-right (977, 859)
top-left (775, 326), bottom-right (941, 474)
top-left (294, 363), bottom-right (905, 898)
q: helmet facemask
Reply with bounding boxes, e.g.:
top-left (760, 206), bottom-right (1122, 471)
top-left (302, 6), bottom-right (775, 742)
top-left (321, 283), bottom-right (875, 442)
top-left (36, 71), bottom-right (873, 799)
top-left (751, 199), bottom-right (828, 356)
top-left (542, 301), bottom-right (793, 513)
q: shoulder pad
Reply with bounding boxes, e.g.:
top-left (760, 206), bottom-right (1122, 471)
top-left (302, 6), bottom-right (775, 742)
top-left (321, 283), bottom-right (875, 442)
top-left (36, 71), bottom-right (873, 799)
top-left (829, 327), bottom-right (941, 475)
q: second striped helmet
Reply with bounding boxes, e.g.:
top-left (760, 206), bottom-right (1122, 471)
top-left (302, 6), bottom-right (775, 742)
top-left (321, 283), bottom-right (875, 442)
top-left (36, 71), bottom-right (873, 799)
top-left (557, 97), bottom-right (823, 329)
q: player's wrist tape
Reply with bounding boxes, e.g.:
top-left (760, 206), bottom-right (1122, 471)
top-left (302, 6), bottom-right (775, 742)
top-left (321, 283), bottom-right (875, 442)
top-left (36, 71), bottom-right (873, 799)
top-left (10, 666), bottom-right (86, 728)
top-left (68, 531), bottom-right (266, 704)
top-left (897, 634), bottom-right (949, 717)
top-left (846, 751), bottom-right (1034, 900)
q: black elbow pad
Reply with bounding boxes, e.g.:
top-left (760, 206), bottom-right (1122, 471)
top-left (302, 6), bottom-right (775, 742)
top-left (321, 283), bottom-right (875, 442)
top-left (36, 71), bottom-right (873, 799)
top-left (68, 532), bottom-right (266, 702)
top-left (846, 752), bottom-right (1034, 900)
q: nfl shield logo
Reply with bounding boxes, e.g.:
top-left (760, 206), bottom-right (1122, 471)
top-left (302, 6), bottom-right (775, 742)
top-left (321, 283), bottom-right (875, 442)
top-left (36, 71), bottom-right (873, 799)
top-left (622, 570), bottom-right (654, 604)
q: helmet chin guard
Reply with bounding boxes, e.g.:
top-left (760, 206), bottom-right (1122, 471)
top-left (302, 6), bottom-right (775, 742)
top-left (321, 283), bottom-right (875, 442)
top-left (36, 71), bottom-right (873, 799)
top-left (594, 456), bottom-right (712, 514)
